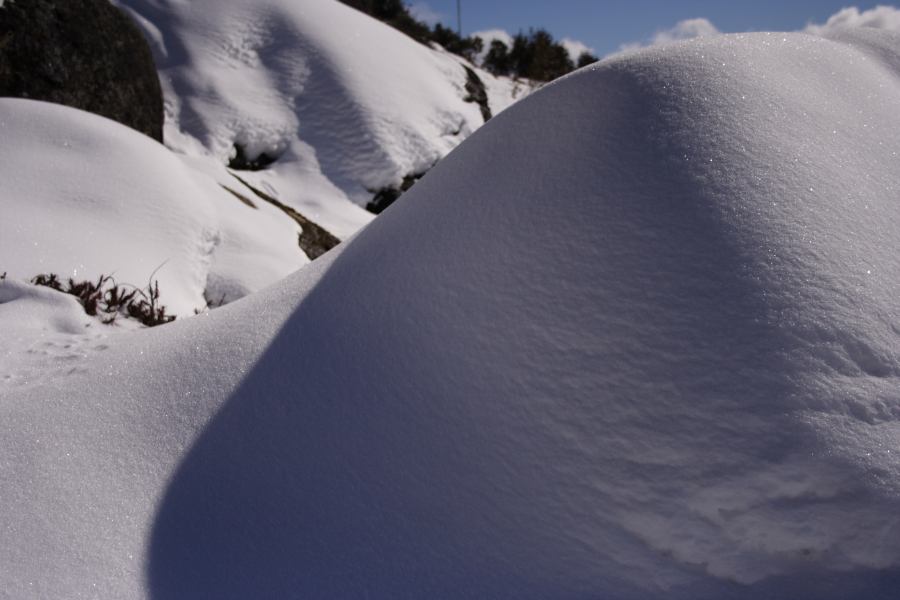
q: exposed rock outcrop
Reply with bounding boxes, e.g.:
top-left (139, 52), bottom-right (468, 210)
top-left (0, 0), bottom-right (164, 141)
top-left (463, 65), bottom-right (491, 122)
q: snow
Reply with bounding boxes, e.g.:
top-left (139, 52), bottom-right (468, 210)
top-left (4, 25), bottom-right (900, 600)
top-left (0, 278), bottom-right (105, 390)
top-left (113, 0), bottom-right (518, 237)
top-left (0, 98), bottom-right (306, 316)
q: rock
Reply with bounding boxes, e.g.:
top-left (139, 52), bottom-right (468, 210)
top-left (366, 171), bottom-right (427, 215)
top-left (227, 143), bottom-right (279, 171)
top-left (463, 65), bottom-right (491, 122)
top-left (0, 0), bottom-right (163, 142)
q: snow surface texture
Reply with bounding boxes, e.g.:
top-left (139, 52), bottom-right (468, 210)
top-left (0, 98), bottom-right (306, 315)
top-left (4, 29), bottom-right (900, 599)
top-left (113, 0), bottom-right (518, 237)
top-left (0, 279), bottom-right (109, 392)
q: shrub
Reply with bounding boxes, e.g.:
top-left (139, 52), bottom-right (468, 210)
top-left (30, 271), bottom-right (175, 327)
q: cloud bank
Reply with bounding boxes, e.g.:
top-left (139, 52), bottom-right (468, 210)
top-left (560, 38), bottom-right (596, 61)
top-left (805, 5), bottom-right (900, 35)
top-left (614, 5), bottom-right (900, 57)
top-left (618, 18), bottom-right (721, 53)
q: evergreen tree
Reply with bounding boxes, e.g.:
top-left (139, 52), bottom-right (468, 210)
top-left (482, 40), bottom-right (511, 76)
top-left (431, 24), bottom-right (483, 63)
top-left (337, 1), bottom-right (587, 83)
top-left (527, 29), bottom-right (573, 81)
top-left (576, 52), bottom-right (599, 68)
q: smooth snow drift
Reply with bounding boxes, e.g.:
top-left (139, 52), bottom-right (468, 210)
top-left (3, 29), bottom-right (900, 599)
top-left (0, 98), bottom-right (305, 316)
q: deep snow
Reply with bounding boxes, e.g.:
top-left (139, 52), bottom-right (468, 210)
top-left (113, 0), bottom-right (521, 237)
top-left (0, 98), bottom-right (305, 316)
top-left (0, 0), bottom-right (524, 322)
top-left (3, 26), bottom-right (900, 600)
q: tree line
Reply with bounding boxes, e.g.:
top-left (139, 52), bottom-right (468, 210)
top-left (338, 0), bottom-right (598, 82)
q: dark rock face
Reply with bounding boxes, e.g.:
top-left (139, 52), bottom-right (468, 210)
top-left (228, 143), bottom-right (279, 171)
top-left (463, 66), bottom-right (491, 123)
top-left (0, 0), bottom-right (164, 142)
top-left (227, 173), bottom-right (342, 261)
top-left (366, 171), bottom-right (426, 215)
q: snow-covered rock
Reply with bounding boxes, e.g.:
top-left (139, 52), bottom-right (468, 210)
top-left (4, 27), bottom-right (900, 599)
top-left (0, 98), bottom-right (306, 316)
top-left (113, 0), bottom-right (521, 237)
top-left (0, 0), bottom-right (523, 329)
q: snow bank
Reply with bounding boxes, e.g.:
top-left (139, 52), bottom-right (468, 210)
top-left (4, 29), bottom-right (900, 598)
top-left (0, 278), bottom-right (103, 390)
top-left (114, 0), bottom-right (517, 236)
top-left (0, 98), bottom-right (305, 316)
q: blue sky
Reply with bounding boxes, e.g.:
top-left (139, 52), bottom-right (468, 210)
top-left (408, 1), bottom-right (892, 56)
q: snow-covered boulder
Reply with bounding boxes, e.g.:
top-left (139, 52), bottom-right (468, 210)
top-left (0, 98), bottom-right (306, 316)
top-left (4, 28), bottom-right (900, 599)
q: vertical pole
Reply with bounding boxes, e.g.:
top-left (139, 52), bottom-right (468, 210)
top-left (457, 0), bottom-right (462, 36)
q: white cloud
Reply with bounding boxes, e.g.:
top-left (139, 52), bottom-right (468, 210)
top-left (472, 28), bottom-right (513, 48)
top-left (561, 38), bottom-right (596, 62)
top-left (408, 2), bottom-right (444, 27)
top-left (617, 18), bottom-right (721, 54)
top-left (615, 6), bottom-right (900, 59)
top-left (471, 29), bottom-right (514, 65)
top-left (804, 5), bottom-right (900, 35)
top-left (652, 18), bottom-right (721, 44)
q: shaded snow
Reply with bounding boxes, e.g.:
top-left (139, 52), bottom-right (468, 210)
top-left (0, 279), bottom-right (107, 391)
top-left (4, 28), bottom-right (900, 599)
top-left (114, 0), bottom-right (518, 237)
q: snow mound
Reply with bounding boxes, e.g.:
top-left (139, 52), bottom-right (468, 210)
top-left (114, 0), bottom-right (519, 236)
top-left (4, 29), bottom-right (900, 599)
top-left (0, 98), bottom-right (306, 316)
